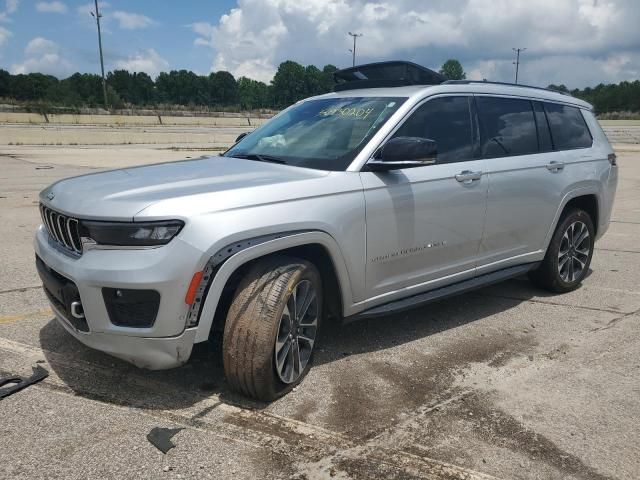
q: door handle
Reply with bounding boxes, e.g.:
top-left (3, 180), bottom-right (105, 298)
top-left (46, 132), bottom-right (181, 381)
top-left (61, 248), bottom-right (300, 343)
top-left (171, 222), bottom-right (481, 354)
top-left (546, 161), bottom-right (565, 172)
top-left (455, 170), bottom-right (483, 184)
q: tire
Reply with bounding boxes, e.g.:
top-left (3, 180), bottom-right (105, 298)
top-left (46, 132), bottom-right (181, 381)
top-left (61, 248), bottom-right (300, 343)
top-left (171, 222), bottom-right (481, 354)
top-left (222, 255), bottom-right (322, 401)
top-left (529, 208), bottom-right (595, 293)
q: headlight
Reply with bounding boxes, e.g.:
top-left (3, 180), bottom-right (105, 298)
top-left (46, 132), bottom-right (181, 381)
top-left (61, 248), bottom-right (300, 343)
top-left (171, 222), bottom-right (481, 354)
top-left (80, 220), bottom-right (184, 247)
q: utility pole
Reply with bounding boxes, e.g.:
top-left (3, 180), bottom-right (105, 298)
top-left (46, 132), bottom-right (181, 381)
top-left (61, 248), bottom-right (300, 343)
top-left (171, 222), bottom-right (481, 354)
top-left (348, 32), bottom-right (363, 67)
top-left (512, 47), bottom-right (526, 84)
top-left (90, 0), bottom-right (108, 109)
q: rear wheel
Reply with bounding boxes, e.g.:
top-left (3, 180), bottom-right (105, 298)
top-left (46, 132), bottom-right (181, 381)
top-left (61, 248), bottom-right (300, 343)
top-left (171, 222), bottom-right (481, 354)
top-left (222, 255), bottom-right (321, 401)
top-left (529, 209), bottom-right (595, 293)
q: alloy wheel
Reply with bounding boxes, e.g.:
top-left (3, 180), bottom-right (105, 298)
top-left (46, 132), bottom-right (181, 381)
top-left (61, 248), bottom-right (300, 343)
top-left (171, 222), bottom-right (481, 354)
top-left (274, 280), bottom-right (319, 384)
top-left (558, 220), bottom-right (591, 283)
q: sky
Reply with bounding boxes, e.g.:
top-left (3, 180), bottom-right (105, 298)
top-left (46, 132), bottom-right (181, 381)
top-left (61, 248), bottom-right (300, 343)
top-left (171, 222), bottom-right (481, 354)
top-left (0, 0), bottom-right (639, 89)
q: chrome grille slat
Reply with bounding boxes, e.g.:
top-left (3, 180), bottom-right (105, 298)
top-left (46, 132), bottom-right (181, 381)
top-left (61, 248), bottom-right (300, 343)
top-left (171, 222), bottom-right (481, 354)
top-left (48, 210), bottom-right (59, 243)
top-left (57, 215), bottom-right (71, 249)
top-left (40, 204), bottom-right (82, 255)
top-left (52, 212), bottom-right (63, 244)
top-left (42, 205), bottom-right (54, 238)
top-left (67, 218), bottom-right (81, 252)
top-left (45, 208), bottom-right (55, 241)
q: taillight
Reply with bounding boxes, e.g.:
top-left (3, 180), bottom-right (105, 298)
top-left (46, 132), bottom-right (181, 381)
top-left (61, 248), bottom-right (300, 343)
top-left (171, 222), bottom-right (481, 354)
top-left (608, 153), bottom-right (617, 166)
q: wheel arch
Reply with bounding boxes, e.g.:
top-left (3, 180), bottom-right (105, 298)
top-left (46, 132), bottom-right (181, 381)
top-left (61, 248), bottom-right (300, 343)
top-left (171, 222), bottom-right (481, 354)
top-left (543, 188), bottom-right (601, 251)
top-left (193, 231), bottom-right (354, 343)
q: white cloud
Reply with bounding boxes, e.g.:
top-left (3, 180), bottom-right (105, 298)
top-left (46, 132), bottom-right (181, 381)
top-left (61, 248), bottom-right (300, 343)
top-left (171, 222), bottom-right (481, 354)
top-left (36, 1), bottom-right (67, 13)
top-left (468, 51), bottom-right (640, 88)
top-left (5, 0), bottom-right (18, 14)
top-left (195, 0), bottom-right (640, 88)
top-left (112, 10), bottom-right (155, 29)
top-left (11, 37), bottom-right (73, 77)
top-left (114, 48), bottom-right (169, 77)
top-left (0, 0), bottom-right (19, 21)
top-left (0, 25), bottom-right (11, 47)
top-left (75, 1), bottom-right (109, 27)
top-left (190, 21), bottom-right (215, 46)
top-left (76, 0), bottom-right (108, 15)
top-left (24, 36), bottom-right (57, 55)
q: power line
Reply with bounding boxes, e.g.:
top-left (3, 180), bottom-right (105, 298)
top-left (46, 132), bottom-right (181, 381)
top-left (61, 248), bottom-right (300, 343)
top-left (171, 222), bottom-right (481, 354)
top-left (90, 0), bottom-right (108, 109)
top-left (512, 47), bottom-right (526, 84)
top-left (348, 32), bottom-right (363, 67)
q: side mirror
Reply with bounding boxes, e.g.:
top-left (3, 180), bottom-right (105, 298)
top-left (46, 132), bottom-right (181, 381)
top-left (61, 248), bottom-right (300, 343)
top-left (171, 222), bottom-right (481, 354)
top-left (367, 137), bottom-right (437, 171)
top-left (235, 132), bottom-right (249, 143)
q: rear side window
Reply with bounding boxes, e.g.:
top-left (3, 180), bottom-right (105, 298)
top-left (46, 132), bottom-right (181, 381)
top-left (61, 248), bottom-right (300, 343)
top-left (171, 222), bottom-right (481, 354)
top-left (544, 103), bottom-right (592, 150)
top-left (476, 97), bottom-right (538, 158)
top-left (393, 96), bottom-right (473, 164)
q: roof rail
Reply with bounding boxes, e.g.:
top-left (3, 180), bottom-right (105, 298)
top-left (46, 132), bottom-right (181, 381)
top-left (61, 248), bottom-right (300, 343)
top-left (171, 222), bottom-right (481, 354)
top-left (334, 61), bottom-right (445, 92)
top-left (442, 79), bottom-right (573, 96)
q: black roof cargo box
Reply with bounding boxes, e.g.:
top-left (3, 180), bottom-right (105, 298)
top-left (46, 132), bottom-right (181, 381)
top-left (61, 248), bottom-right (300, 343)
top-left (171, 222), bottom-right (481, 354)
top-left (333, 61), bottom-right (445, 91)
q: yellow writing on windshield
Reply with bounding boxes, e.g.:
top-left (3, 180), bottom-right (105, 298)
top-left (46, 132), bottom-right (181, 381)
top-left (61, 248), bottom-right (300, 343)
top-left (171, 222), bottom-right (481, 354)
top-left (318, 106), bottom-right (375, 119)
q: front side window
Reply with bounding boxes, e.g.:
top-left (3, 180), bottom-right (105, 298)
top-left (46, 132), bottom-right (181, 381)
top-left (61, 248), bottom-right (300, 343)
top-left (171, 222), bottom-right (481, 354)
top-left (476, 97), bottom-right (538, 158)
top-left (544, 103), bottom-right (592, 150)
top-left (224, 97), bottom-right (406, 171)
top-left (391, 96), bottom-right (474, 164)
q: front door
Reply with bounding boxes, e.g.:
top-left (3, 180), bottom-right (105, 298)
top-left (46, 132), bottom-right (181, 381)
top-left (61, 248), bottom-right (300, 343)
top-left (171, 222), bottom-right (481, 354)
top-left (360, 95), bottom-right (488, 304)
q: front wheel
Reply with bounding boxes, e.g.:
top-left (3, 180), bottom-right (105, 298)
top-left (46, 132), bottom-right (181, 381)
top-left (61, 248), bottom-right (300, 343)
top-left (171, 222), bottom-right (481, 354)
top-left (529, 209), bottom-right (595, 293)
top-left (222, 255), bottom-right (322, 401)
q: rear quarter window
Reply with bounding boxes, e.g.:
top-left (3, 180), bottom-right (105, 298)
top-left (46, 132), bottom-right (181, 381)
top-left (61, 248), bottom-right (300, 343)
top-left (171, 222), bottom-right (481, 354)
top-left (543, 103), bottom-right (592, 150)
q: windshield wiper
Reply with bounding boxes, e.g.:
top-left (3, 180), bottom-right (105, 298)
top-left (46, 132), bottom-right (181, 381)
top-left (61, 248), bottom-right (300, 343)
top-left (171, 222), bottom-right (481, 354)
top-left (231, 153), bottom-right (287, 165)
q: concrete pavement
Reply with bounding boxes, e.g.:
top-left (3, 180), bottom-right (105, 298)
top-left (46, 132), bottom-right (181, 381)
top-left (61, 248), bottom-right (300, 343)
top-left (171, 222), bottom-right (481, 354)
top-left (0, 142), bottom-right (638, 479)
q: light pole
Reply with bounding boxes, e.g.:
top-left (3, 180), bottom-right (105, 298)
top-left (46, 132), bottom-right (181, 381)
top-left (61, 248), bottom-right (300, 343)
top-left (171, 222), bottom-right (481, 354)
top-left (512, 47), bottom-right (526, 84)
top-left (90, 0), bottom-right (108, 108)
top-left (348, 32), bottom-right (362, 67)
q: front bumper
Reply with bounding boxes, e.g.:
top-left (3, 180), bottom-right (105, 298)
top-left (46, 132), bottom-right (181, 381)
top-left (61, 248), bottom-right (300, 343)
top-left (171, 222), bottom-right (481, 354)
top-left (52, 305), bottom-right (197, 369)
top-left (34, 225), bottom-right (207, 369)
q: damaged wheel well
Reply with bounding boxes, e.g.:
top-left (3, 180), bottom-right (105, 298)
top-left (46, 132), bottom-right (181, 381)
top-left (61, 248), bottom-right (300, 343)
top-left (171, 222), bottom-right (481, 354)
top-left (207, 243), bottom-right (344, 340)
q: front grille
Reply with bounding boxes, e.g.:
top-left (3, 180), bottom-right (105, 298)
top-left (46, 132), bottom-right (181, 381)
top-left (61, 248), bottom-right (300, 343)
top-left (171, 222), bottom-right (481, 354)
top-left (40, 204), bottom-right (82, 254)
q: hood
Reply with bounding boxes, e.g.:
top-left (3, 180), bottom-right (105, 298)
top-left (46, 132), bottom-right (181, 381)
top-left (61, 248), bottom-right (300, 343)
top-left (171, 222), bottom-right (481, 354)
top-left (40, 156), bottom-right (331, 221)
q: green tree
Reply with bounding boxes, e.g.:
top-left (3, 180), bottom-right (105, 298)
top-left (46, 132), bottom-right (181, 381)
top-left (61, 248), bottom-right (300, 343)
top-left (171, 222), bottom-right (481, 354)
top-left (272, 60), bottom-right (307, 107)
top-left (303, 65), bottom-right (323, 97)
top-left (131, 72), bottom-right (155, 105)
top-left (62, 73), bottom-right (103, 106)
top-left (156, 70), bottom-right (207, 105)
top-left (210, 71), bottom-right (238, 106)
top-left (547, 84), bottom-right (569, 93)
top-left (0, 69), bottom-right (10, 97)
top-left (238, 76), bottom-right (269, 110)
top-left (9, 73), bottom-right (59, 101)
top-left (439, 59), bottom-right (466, 80)
top-left (321, 64), bottom-right (339, 92)
top-left (107, 70), bottom-right (134, 103)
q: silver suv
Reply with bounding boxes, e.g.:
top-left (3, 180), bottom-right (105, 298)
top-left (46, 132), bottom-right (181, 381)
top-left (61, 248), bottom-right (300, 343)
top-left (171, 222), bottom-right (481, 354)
top-left (35, 63), bottom-right (618, 400)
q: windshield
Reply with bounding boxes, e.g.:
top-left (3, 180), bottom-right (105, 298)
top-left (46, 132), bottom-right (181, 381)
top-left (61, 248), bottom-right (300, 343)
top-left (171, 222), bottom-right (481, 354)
top-left (224, 97), bottom-right (406, 171)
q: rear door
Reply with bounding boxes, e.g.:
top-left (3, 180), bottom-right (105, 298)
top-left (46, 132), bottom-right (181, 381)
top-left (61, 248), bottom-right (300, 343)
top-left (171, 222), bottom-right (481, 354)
top-left (475, 96), bottom-right (592, 272)
top-left (360, 95), bottom-right (488, 303)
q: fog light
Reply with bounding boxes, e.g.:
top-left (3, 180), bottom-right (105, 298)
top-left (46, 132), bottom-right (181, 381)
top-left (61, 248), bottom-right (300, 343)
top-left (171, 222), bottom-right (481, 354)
top-left (102, 288), bottom-right (160, 328)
